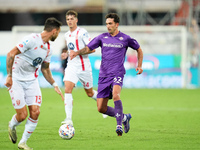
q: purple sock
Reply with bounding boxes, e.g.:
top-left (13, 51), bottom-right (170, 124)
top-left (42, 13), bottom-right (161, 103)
top-left (104, 106), bottom-right (115, 117)
top-left (114, 100), bottom-right (123, 126)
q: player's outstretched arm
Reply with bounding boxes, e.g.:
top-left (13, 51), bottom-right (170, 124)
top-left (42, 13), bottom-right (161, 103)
top-left (69, 46), bottom-right (91, 60)
top-left (135, 47), bottom-right (143, 75)
top-left (85, 49), bottom-right (96, 54)
top-left (41, 62), bottom-right (64, 101)
top-left (4, 46), bottom-right (21, 90)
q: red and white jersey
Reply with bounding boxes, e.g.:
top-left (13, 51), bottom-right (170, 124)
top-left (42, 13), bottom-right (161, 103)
top-left (64, 27), bottom-right (92, 72)
top-left (12, 33), bottom-right (52, 81)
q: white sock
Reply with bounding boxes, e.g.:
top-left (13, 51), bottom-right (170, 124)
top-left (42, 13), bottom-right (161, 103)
top-left (9, 114), bottom-right (21, 129)
top-left (64, 93), bottom-right (73, 120)
top-left (91, 90), bottom-right (97, 101)
top-left (19, 117), bottom-right (38, 144)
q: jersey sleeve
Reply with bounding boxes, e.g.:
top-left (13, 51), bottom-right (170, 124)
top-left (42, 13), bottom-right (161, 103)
top-left (64, 32), bottom-right (68, 45)
top-left (16, 34), bottom-right (34, 53)
top-left (87, 35), bottom-right (101, 51)
top-left (128, 37), bottom-right (140, 50)
top-left (81, 29), bottom-right (91, 45)
top-left (44, 46), bottom-right (52, 63)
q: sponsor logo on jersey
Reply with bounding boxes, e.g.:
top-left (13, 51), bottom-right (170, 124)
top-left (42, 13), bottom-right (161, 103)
top-left (33, 57), bottom-right (42, 67)
top-left (68, 42), bottom-right (75, 50)
top-left (104, 36), bottom-right (108, 38)
top-left (103, 43), bottom-right (123, 48)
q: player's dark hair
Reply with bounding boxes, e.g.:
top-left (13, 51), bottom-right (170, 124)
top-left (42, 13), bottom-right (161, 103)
top-left (105, 13), bottom-right (120, 23)
top-left (66, 10), bottom-right (78, 18)
top-left (44, 17), bottom-right (62, 32)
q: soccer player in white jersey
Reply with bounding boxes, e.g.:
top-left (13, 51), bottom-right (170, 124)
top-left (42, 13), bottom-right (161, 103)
top-left (5, 17), bottom-right (64, 150)
top-left (61, 10), bottom-right (106, 125)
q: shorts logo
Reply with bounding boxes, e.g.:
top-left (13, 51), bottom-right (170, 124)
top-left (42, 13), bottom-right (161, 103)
top-left (68, 42), bottom-right (75, 50)
top-left (33, 57), bottom-right (42, 67)
top-left (16, 100), bottom-right (20, 106)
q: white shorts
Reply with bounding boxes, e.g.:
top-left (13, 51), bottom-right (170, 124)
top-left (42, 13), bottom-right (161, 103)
top-left (63, 67), bottom-right (93, 89)
top-left (9, 79), bottom-right (42, 109)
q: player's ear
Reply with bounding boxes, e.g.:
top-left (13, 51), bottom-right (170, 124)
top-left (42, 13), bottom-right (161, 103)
top-left (52, 28), bottom-right (57, 34)
top-left (116, 23), bottom-right (119, 28)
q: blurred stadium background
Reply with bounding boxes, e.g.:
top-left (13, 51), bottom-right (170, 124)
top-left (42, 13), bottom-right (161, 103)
top-left (0, 0), bottom-right (199, 88)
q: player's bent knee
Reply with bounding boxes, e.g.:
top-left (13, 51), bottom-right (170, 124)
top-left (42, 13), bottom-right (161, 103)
top-left (112, 94), bottom-right (120, 101)
top-left (17, 112), bottom-right (28, 122)
top-left (87, 92), bottom-right (93, 98)
top-left (97, 107), bottom-right (106, 114)
top-left (30, 109), bottom-right (40, 120)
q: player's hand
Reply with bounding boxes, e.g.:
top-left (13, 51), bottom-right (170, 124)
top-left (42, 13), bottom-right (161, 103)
top-left (61, 52), bottom-right (68, 60)
top-left (69, 50), bottom-right (78, 60)
top-left (136, 67), bottom-right (143, 75)
top-left (4, 76), bottom-right (12, 91)
top-left (54, 86), bottom-right (64, 101)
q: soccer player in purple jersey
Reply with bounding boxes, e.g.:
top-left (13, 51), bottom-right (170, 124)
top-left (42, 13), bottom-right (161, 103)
top-left (70, 13), bottom-right (143, 136)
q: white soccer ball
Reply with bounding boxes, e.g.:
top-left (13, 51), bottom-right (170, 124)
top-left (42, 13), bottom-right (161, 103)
top-left (59, 124), bottom-right (75, 140)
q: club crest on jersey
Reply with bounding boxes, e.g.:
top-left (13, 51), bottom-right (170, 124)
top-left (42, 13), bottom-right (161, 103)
top-left (33, 57), bottom-right (42, 67)
top-left (19, 44), bottom-right (23, 47)
top-left (119, 37), bottom-right (124, 40)
top-left (68, 42), bottom-right (75, 50)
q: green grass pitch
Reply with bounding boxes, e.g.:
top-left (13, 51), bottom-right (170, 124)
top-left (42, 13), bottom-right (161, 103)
top-left (0, 88), bottom-right (200, 150)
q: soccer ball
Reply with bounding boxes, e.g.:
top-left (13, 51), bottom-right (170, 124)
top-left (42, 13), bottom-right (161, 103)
top-left (59, 124), bottom-right (75, 140)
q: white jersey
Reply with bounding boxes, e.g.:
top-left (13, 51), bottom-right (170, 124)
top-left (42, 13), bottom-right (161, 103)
top-left (13, 33), bottom-right (52, 81)
top-left (64, 27), bottom-right (92, 72)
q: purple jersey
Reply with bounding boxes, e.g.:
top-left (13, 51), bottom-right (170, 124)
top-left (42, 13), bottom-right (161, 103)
top-left (87, 31), bottom-right (140, 77)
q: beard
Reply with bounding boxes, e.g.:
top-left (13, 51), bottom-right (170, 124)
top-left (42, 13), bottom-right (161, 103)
top-left (50, 36), bottom-right (56, 41)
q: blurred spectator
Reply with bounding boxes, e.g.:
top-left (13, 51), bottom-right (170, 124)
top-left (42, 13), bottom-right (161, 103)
top-left (189, 18), bottom-right (199, 68)
top-left (61, 46), bottom-right (68, 74)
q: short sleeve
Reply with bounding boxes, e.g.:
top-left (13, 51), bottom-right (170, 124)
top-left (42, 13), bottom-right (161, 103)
top-left (16, 35), bottom-right (34, 53)
top-left (44, 43), bottom-right (52, 63)
top-left (87, 35), bottom-right (101, 50)
top-left (82, 30), bottom-right (91, 45)
top-left (128, 37), bottom-right (140, 50)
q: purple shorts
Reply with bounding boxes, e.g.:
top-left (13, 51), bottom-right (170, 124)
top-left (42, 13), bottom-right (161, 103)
top-left (97, 74), bottom-right (124, 99)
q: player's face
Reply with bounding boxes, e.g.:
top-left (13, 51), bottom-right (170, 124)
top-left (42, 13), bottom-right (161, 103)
top-left (51, 28), bottom-right (61, 41)
top-left (106, 18), bottom-right (119, 35)
top-left (66, 15), bottom-right (78, 28)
